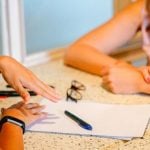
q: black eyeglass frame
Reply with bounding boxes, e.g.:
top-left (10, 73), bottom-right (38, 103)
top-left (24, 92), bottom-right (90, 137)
top-left (66, 80), bottom-right (86, 102)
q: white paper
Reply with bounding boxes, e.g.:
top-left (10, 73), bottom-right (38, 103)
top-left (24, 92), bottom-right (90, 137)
top-left (27, 99), bottom-right (150, 140)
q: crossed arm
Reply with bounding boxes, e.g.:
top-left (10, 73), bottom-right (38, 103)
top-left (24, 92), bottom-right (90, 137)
top-left (64, 0), bottom-right (150, 94)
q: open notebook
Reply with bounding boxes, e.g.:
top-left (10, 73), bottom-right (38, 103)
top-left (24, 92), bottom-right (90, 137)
top-left (27, 99), bottom-right (150, 140)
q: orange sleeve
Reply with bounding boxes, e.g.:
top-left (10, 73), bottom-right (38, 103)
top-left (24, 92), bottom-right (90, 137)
top-left (0, 122), bottom-right (24, 150)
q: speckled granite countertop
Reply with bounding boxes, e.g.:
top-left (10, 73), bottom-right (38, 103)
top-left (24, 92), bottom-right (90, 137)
top-left (1, 59), bottom-right (150, 150)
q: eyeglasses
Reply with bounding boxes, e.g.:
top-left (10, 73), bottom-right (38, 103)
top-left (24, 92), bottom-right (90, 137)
top-left (66, 80), bottom-right (86, 102)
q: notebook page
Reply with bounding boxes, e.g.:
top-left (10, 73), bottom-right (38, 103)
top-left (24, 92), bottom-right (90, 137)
top-left (27, 99), bottom-right (150, 139)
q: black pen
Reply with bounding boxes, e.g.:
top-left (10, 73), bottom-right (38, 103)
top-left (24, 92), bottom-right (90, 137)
top-left (64, 110), bottom-right (92, 130)
top-left (0, 90), bottom-right (37, 97)
top-left (6, 84), bottom-right (55, 89)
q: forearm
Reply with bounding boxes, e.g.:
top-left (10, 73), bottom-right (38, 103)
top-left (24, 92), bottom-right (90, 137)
top-left (74, 0), bottom-right (143, 54)
top-left (64, 1), bottom-right (144, 75)
top-left (0, 122), bottom-right (24, 150)
top-left (64, 44), bottom-right (119, 76)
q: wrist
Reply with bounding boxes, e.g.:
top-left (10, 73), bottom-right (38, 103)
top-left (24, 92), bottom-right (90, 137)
top-left (2, 109), bottom-right (26, 124)
top-left (0, 116), bottom-right (25, 134)
top-left (1, 121), bottom-right (23, 133)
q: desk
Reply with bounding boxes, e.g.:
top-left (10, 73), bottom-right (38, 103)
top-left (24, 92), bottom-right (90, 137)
top-left (1, 59), bottom-right (150, 150)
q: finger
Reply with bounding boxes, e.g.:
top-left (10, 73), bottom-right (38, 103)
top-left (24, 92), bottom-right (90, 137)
top-left (26, 112), bottom-right (48, 127)
top-left (12, 81), bottom-right (30, 102)
top-left (32, 85), bottom-right (60, 102)
top-left (34, 79), bottom-right (61, 100)
top-left (38, 112), bottom-right (48, 118)
top-left (36, 112), bottom-right (48, 116)
top-left (22, 78), bottom-right (61, 102)
top-left (25, 103), bottom-right (40, 109)
top-left (33, 112), bottom-right (48, 122)
top-left (9, 101), bottom-right (24, 109)
top-left (29, 105), bottom-right (45, 114)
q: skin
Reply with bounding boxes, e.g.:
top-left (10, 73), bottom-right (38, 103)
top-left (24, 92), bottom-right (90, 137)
top-left (0, 102), bottom-right (47, 150)
top-left (142, 0), bottom-right (150, 64)
top-left (0, 56), bottom-right (61, 102)
top-left (64, 0), bottom-right (150, 94)
top-left (101, 61), bottom-right (150, 94)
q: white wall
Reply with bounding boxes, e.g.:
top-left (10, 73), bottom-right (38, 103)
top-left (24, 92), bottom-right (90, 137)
top-left (23, 0), bottom-right (113, 54)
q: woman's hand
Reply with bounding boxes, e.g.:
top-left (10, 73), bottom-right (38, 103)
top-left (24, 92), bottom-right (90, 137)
top-left (101, 62), bottom-right (149, 94)
top-left (139, 66), bottom-right (150, 83)
top-left (1, 102), bottom-right (47, 126)
top-left (0, 102), bottom-right (46, 150)
top-left (0, 56), bottom-right (61, 102)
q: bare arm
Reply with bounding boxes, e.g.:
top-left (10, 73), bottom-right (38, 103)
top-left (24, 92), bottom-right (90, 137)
top-left (0, 102), bottom-right (47, 150)
top-left (64, 0), bottom-right (144, 75)
top-left (0, 56), bottom-right (61, 102)
top-left (0, 123), bottom-right (24, 150)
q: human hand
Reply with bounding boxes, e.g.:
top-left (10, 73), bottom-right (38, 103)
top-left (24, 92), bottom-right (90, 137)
top-left (101, 64), bottom-right (145, 94)
top-left (1, 102), bottom-right (47, 126)
top-left (139, 66), bottom-right (150, 83)
top-left (0, 56), bottom-right (61, 102)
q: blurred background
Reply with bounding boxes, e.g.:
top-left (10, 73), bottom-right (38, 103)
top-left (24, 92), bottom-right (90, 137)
top-left (0, 0), bottom-right (142, 66)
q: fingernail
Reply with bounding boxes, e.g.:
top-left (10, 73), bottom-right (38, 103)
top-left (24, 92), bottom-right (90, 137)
top-left (22, 93), bottom-right (30, 101)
